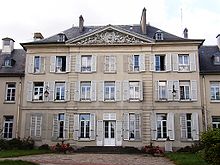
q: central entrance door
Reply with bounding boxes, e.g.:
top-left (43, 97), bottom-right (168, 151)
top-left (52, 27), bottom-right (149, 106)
top-left (104, 121), bottom-right (116, 146)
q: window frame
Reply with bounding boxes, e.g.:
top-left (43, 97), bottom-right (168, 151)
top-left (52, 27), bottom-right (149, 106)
top-left (81, 55), bottom-right (92, 72)
top-left (55, 82), bottom-right (65, 101)
top-left (178, 54), bottom-right (190, 72)
top-left (33, 82), bottom-right (44, 101)
top-left (212, 116), bottom-right (220, 129)
top-left (179, 81), bottom-right (190, 100)
top-left (158, 81), bottom-right (167, 100)
top-left (80, 81), bottom-right (91, 101)
top-left (129, 81), bottom-right (140, 100)
top-left (156, 114), bottom-right (167, 139)
top-left (79, 114), bottom-right (90, 139)
top-left (104, 81), bottom-right (115, 101)
top-left (210, 82), bottom-right (220, 101)
top-left (104, 55), bottom-right (116, 73)
top-left (3, 116), bottom-right (13, 139)
top-left (58, 113), bottom-right (65, 138)
top-left (155, 55), bottom-right (165, 71)
top-left (5, 83), bottom-right (16, 102)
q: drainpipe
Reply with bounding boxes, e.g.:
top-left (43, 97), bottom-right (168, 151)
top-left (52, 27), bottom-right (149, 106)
top-left (16, 76), bottom-right (22, 138)
top-left (202, 74), bottom-right (208, 131)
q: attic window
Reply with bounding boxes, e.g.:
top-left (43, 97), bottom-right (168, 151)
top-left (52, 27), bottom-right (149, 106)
top-left (214, 56), bottom-right (220, 65)
top-left (3, 58), bottom-right (15, 67)
top-left (155, 31), bottom-right (164, 40)
top-left (57, 33), bottom-right (66, 42)
top-left (3, 40), bottom-right (10, 46)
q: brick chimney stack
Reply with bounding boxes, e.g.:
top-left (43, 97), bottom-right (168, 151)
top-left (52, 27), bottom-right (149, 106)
top-left (79, 15), bottom-right (84, 33)
top-left (33, 32), bottom-right (44, 41)
top-left (183, 28), bottom-right (188, 39)
top-left (2, 37), bottom-right (14, 54)
top-left (140, 8), bottom-right (147, 35)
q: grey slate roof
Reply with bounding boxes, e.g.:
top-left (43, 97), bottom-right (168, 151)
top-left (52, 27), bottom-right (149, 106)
top-left (0, 49), bottom-right (26, 76)
top-left (199, 46), bottom-right (220, 74)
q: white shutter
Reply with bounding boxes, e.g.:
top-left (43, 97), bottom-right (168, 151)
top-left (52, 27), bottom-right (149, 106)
top-left (140, 55), bottom-right (145, 72)
top-left (96, 120), bottom-right (103, 146)
top-left (150, 55), bottom-right (155, 71)
top-left (73, 114), bottom-right (79, 140)
top-left (190, 53), bottom-right (196, 72)
top-left (91, 81), bottom-right (96, 101)
top-left (180, 113), bottom-right (187, 139)
top-left (154, 81), bottom-right (159, 101)
top-left (50, 56), bottom-right (56, 72)
top-left (98, 81), bottom-right (104, 101)
top-left (30, 115), bottom-right (36, 137)
top-left (167, 80), bottom-right (173, 101)
top-left (135, 113), bottom-right (141, 140)
top-left (115, 81), bottom-right (121, 101)
top-left (191, 80), bottom-right (197, 101)
top-left (48, 81), bottom-right (55, 101)
top-left (173, 80), bottom-right (180, 101)
top-left (139, 81), bottom-right (143, 101)
top-left (172, 54), bottom-right (178, 71)
top-left (27, 81), bottom-right (33, 102)
top-left (123, 113), bottom-right (129, 140)
top-left (64, 114), bottom-right (69, 139)
top-left (90, 113), bottom-right (96, 140)
top-left (167, 112), bottom-right (175, 140)
top-left (123, 80), bottom-right (129, 101)
top-left (91, 55), bottom-right (97, 72)
top-left (74, 81), bottom-right (80, 101)
top-left (65, 82), bottom-right (70, 101)
top-left (128, 55), bottom-right (133, 72)
top-left (28, 56), bottom-right (34, 73)
top-left (52, 114), bottom-right (59, 139)
top-left (192, 112), bottom-right (199, 140)
top-left (166, 53), bottom-right (171, 71)
top-left (40, 57), bottom-right (45, 73)
top-left (151, 112), bottom-right (157, 140)
top-left (116, 121), bottom-right (122, 146)
top-left (66, 55), bottom-right (71, 72)
top-left (75, 55), bottom-right (81, 72)
top-left (112, 56), bottom-right (117, 72)
top-left (35, 114), bottom-right (42, 138)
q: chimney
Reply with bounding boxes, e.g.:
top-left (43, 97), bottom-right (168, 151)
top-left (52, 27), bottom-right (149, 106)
top-left (79, 15), bottom-right (84, 33)
top-left (183, 28), bottom-right (188, 39)
top-left (33, 32), bottom-right (44, 41)
top-left (2, 37), bottom-right (14, 54)
top-left (140, 8), bottom-right (147, 35)
top-left (216, 34), bottom-right (220, 50)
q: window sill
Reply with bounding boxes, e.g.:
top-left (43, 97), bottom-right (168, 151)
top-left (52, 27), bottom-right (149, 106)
top-left (104, 100), bottom-right (116, 103)
top-left (180, 139), bottom-right (194, 142)
top-left (156, 138), bottom-right (172, 142)
top-left (54, 71), bottom-right (68, 74)
top-left (4, 101), bottom-right (16, 104)
top-left (31, 100), bottom-right (44, 103)
top-left (54, 100), bottom-right (67, 103)
top-left (129, 99), bottom-right (141, 102)
top-left (33, 72), bottom-right (45, 75)
top-left (78, 138), bottom-right (91, 141)
top-left (210, 100), bottom-right (220, 103)
top-left (104, 71), bottom-right (117, 74)
top-left (80, 99), bottom-right (92, 103)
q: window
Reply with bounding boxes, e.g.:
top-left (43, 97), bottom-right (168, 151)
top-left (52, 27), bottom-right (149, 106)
top-left (155, 31), bottom-right (163, 40)
top-left (158, 81), bottom-right (167, 100)
top-left (104, 81), bottom-right (115, 101)
top-left (178, 55), bottom-right (189, 71)
top-left (213, 56), bottom-right (220, 65)
top-left (79, 114), bottom-right (90, 138)
top-left (129, 114), bottom-right (140, 140)
top-left (180, 81), bottom-right (190, 100)
top-left (211, 82), bottom-right (220, 100)
top-left (155, 55), bottom-right (165, 71)
top-left (55, 82), bottom-right (65, 101)
top-left (133, 55), bottom-right (140, 71)
top-left (56, 56), bottom-right (66, 72)
top-left (3, 116), bottom-right (13, 139)
top-left (34, 56), bottom-right (44, 73)
top-left (33, 82), bottom-right (44, 101)
top-left (156, 114), bottom-right (167, 139)
top-left (5, 83), bottom-right (16, 102)
top-left (129, 81), bottom-right (140, 100)
top-left (3, 40), bottom-right (10, 45)
top-left (212, 116), bottom-right (220, 128)
top-left (58, 113), bottom-right (65, 138)
top-left (186, 114), bottom-right (192, 138)
top-left (80, 82), bottom-right (91, 101)
top-left (81, 55), bottom-right (92, 72)
top-left (104, 55), bottom-right (116, 72)
top-left (30, 114), bottom-right (42, 138)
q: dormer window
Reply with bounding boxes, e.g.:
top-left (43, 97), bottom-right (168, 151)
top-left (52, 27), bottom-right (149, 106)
top-left (3, 58), bottom-right (15, 67)
top-left (57, 33), bottom-right (66, 42)
top-left (155, 30), bottom-right (164, 40)
top-left (213, 56), bottom-right (220, 65)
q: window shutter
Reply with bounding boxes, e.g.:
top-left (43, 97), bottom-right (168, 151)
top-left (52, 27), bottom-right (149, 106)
top-left (104, 56), bottom-right (108, 72)
top-left (68, 114), bottom-right (74, 139)
top-left (112, 56), bottom-right (117, 72)
top-left (140, 55), bottom-right (145, 72)
top-left (30, 115), bottom-right (36, 137)
top-left (48, 81), bottom-right (55, 102)
top-left (28, 56), bottom-right (34, 73)
top-left (50, 56), bottom-right (56, 72)
top-left (123, 80), bottom-right (129, 101)
top-left (65, 82), bottom-right (70, 101)
top-left (98, 81), bottom-right (104, 101)
top-left (139, 81), bottom-right (143, 101)
top-left (154, 81), bottom-right (159, 101)
top-left (96, 120), bottom-right (103, 146)
top-left (150, 55), bottom-right (155, 71)
top-left (35, 114), bottom-right (42, 138)
top-left (64, 114), bottom-right (69, 139)
top-left (91, 81), bottom-right (96, 101)
top-left (25, 113), bottom-right (31, 137)
top-left (90, 113), bottom-right (96, 140)
top-left (115, 81), bottom-right (121, 101)
top-left (66, 55), bottom-right (71, 72)
top-left (173, 80), bottom-right (180, 101)
top-left (116, 121), bottom-right (122, 146)
top-left (27, 81), bottom-right (33, 102)
top-left (190, 53), bottom-right (196, 71)
top-left (74, 81), bottom-right (80, 101)
top-left (41, 114), bottom-right (46, 139)
top-left (151, 112), bottom-right (157, 140)
top-left (40, 57), bottom-right (45, 73)
top-left (166, 53), bottom-right (171, 71)
top-left (167, 80), bottom-right (173, 101)
top-left (123, 113), bottom-right (129, 140)
top-left (172, 54), bottom-right (178, 71)
top-left (52, 114), bottom-right (58, 140)
top-left (180, 113), bottom-right (187, 139)
top-left (135, 113), bottom-right (141, 140)
top-left (167, 112), bottom-right (175, 140)
top-left (192, 112), bottom-right (199, 140)
top-left (123, 55), bottom-right (128, 72)
top-left (91, 55), bottom-right (97, 72)
top-left (191, 80), bottom-right (197, 101)
top-left (128, 55), bottom-right (133, 72)
top-left (73, 114), bottom-right (79, 140)
top-left (75, 55), bottom-right (81, 72)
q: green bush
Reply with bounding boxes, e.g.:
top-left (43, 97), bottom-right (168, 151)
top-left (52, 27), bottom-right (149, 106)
top-left (38, 144), bottom-right (50, 150)
top-left (0, 137), bottom-right (34, 150)
top-left (177, 142), bottom-right (204, 153)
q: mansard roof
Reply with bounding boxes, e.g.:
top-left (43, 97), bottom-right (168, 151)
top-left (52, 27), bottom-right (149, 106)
top-left (199, 46), bottom-right (220, 74)
top-left (0, 49), bottom-right (26, 76)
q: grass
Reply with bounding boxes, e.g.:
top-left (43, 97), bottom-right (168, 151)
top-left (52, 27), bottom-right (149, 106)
top-left (0, 160), bottom-right (38, 165)
top-left (165, 152), bottom-right (208, 165)
top-left (0, 149), bottom-right (50, 158)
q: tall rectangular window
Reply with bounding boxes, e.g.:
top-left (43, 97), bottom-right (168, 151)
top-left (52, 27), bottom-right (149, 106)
top-left (5, 83), bottom-right (16, 102)
top-left (81, 55), bottom-right (92, 72)
top-left (156, 114), bottom-right (167, 139)
top-left (158, 81), bottom-right (167, 100)
top-left (186, 114), bottom-right (192, 138)
top-left (104, 55), bottom-right (116, 72)
top-left (212, 116), bottom-right (220, 128)
top-left (80, 82), bottom-right (91, 101)
top-left (133, 55), bottom-right (140, 71)
top-left (129, 114), bottom-right (135, 139)
top-left (56, 56), bottom-right (66, 72)
top-left (155, 55), bottom-right (165, 71)
top-left (33, 82), bottom-right (44, 101)
top-left (210, 82), bottom-right (220, 100)
top-left (58, 113), bottom-right (64, 138)
top-left (55, 82), bottom-right (65, 100)
top-left (180, 81), bottom-right (190, 100)
top-left (129, 81), bottom-right (140, 100)
top-left (34, 56), bottom-right (44, 73)
top-left (178, 54), bottom-right (189, 71)
top-left (79, 114), bottom-right (90, 138)
top-left (3, 116), bottom-right (13, 139)
top-left (104, 81), bottom-right (115, 101)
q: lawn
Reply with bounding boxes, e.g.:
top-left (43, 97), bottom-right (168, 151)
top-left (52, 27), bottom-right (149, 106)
top-left (0, 160), bottom-right (38, 165)
top-left (166, 152), bottom-right (208, 165)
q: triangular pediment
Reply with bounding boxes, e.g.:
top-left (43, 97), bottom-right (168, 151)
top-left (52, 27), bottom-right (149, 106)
top-left (67, 25), bottom-right (154, 45)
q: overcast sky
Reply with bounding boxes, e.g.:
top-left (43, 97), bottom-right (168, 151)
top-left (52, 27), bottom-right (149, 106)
top-left (0, 0), bottom-right (219, 48)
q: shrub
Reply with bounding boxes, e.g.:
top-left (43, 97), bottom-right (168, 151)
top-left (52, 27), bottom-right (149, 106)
top-left (38, 144), bottom-right (50, 150)
top-left (142, 143), bottom-right (164, 156)
top-left (177, 142), bottom-right (204, 153)
top-left (51, 141), bottom-right (74, 154)
top-left (0, 137), bottom-right (34, 150)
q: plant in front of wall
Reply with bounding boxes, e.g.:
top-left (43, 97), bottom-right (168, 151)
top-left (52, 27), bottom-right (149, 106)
top-left (50, 140), bottom-right (74, 154)
top-left (142, 143), bottom-right (164, 156)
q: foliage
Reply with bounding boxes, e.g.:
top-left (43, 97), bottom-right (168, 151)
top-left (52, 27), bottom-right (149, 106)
top-left (0, 160), bottom-right (38, 165)
top-left (177, 142), bottom-right (204, 153)
top-left (50, 141), bottom-right (74, 154)
top-left (142, 143), bottom-right (164, 156)
top-left (201, 129), bottom-right (220, 165)
top-left (38, 144), bottom-right (50, 150)
top-left (0, 137), bottom-right (34, 150)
